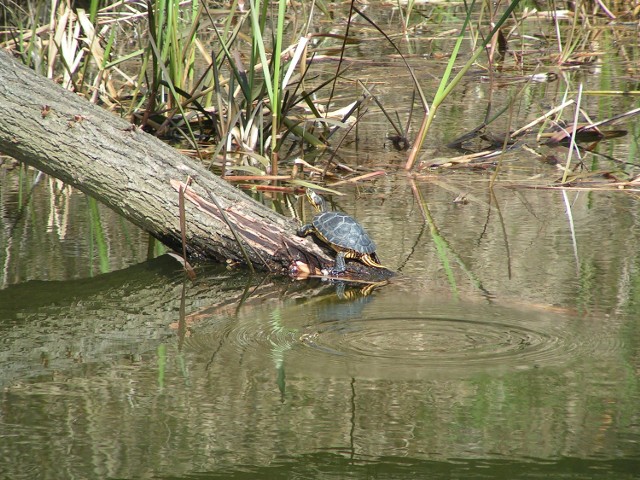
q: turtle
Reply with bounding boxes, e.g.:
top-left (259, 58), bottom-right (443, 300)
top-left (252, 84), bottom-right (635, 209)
top-left (297, 189), bottom-right (384, 274)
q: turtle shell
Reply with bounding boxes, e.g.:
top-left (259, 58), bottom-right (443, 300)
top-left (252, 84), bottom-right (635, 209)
top-left (312, 211), bottom-right (377, 255)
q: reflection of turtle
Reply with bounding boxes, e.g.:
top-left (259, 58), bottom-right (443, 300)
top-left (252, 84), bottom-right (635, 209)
top-left (297, 189), bottom-right (384, 274)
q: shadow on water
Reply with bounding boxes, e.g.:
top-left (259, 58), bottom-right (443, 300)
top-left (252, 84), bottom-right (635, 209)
top-left (159, 454), bottom-right (640, 480)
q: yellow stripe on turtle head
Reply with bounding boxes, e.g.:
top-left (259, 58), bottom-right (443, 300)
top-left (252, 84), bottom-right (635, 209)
top-left (306, 189), bottom-right (327, 213)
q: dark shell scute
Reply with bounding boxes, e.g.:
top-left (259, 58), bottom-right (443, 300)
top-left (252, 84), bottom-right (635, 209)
top-left (312, 212), bottom-right (376, 254)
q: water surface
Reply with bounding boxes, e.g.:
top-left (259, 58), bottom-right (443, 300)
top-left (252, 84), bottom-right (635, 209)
top-left (2, 181), bottom-right (639, 478)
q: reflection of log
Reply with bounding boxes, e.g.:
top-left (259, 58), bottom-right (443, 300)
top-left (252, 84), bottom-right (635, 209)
top-left (0, 255), bottom-right (373, 387)
top-left (0, 256), bottom-right (264, 385)
top-left (0, 51), bottom-right (334, 274)
top-left (0, 256), bottom-right (182, 386)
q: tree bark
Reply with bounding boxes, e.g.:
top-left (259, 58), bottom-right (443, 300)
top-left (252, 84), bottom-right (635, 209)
top-left (0, 50), bottom-right (335, 274)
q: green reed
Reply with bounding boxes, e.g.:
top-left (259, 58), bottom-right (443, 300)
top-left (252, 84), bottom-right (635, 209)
top-left (405, 0), bottom-right (523, 170)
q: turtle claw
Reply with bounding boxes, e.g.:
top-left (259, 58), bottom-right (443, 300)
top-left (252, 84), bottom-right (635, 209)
top-left (329, 252), bottom-right (347, 276)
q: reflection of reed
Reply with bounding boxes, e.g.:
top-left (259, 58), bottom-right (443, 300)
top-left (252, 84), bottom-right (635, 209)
top-left (47, 176), bottom-right (71, 240)
top-left (0, 168), bottom-right (150, 286)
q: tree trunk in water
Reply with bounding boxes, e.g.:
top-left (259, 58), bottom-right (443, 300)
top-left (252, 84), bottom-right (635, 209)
top-left (0, 50), bottom-right (337, 275)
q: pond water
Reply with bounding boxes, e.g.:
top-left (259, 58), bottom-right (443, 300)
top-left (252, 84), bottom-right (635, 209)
top-left (1, 3), bottom-right (640, 479)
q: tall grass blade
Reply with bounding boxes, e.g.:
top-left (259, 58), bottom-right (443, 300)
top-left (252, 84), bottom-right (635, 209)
top-left (248, 0), bottom-right (273, 103)
top-left (405, 0), bottom-right (523, 170)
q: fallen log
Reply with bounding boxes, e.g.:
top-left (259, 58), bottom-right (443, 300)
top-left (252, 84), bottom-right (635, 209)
top-left (0, 50), bottom-right (338, 275)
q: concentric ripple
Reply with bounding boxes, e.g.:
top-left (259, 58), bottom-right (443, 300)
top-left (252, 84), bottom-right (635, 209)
top-left (298, 316), bottom-right (569, 369)
top-left (187, 299), bottom-right (614, 379)
top-left (289, 296), bottom-right (619, 379)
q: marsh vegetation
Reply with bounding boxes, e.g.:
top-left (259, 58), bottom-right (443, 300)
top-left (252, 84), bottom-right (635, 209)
top-left (2, 0), bottom-right (638, 188)
top-left (1, 2), bottom-right (640, 478)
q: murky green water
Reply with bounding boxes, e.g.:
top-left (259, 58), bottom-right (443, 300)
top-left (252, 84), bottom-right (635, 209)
top-left (2, 3), bottom-right (640, 479)
top-left (2, 175), bottom-right (639, 478)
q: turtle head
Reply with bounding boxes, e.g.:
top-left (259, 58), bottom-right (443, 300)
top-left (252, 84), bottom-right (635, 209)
top-left (306, 189), bottom-right (327, 213)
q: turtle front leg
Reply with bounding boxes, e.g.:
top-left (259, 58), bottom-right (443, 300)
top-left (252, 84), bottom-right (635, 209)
top-left (297, 224), bottom-right (314, 237)
top-left (330, 252), bottom-right (347, 275)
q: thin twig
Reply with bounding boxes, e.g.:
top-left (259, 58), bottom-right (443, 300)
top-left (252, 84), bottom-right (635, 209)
top-left (511, 100), bottom-right (575, 138)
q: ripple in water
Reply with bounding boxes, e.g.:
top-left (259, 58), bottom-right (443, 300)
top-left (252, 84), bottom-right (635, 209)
top-left (190, 297), bottom-right (613, 379)
top-left (299, 316), bottom-right (569, 368)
